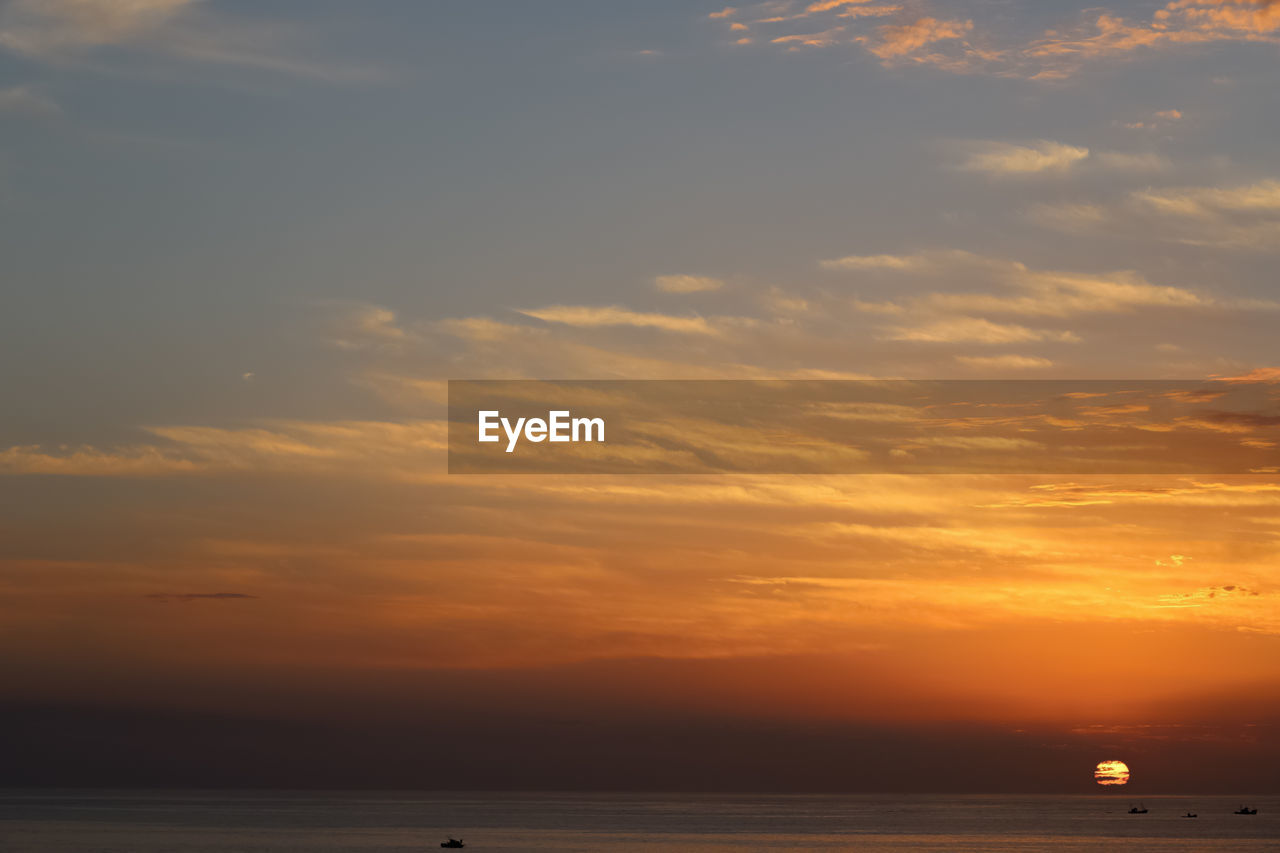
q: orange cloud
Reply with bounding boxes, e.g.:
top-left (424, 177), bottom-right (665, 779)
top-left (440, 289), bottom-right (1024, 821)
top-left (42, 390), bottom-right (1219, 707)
top-left (0, 0), bottom-right (382, 81)
top-left (0, 0), bottom-right (192, 53)
top-left (0, 421), bottom-right (449, 479)
top-left (700, 1), bottom-right (1280, 78)
top-left (1160, 0), bottom-right (1280, 34)
top-left (1032, 178), bottom-right (1280, 251)
top-left (806, 0), bottom-right (874, 12)
top-left (772, 27), bottom-right (846, 48)
top-left (1027, 1), bottom-right (1280, 77)
top-left (1217, 367), bottom-right (1280, 383)
top-left (883, 317), bottom-right (1080, 344)
top-left (867, 16), bottom-right (974, 59)
top-left (955, 140), bottom-right (1090, 175)
top-left (654, 274), bottom-right (726, 294)
top-left (518, 305), bottom-right (720, 335)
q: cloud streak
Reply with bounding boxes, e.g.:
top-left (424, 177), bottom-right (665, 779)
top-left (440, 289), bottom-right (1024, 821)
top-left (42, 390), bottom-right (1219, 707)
top-left (705, 0), bottom-right (1280, 78)
top-left (824, 250), bottom-right (1230, 317)
top-left (956, 140), bottom-right (1091, 176)
top-left (1034, 178), bottom-right (1280, 251)
top-left (654, 274), bottom-right (725, 294)
top-left (519, 305), bottom-right (720, 335)
top-left (0, 0), bottom-right (383, 82)
top-left (883, 317), bottom-right (1081, 344)
top-left (0, 421), bottom-right (448, 480)
top-left (0, 0), bottom-right (191, 54)
top-left (146, 592), bottom-right (259, 603)
top-left (863, 16), bottom-right (973, 60)
top-left (0, 84), bottom-right (61, 116)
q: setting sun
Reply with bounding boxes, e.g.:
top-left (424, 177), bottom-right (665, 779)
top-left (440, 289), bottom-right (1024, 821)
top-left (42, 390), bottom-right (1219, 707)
top-left (1095, 760), bottom-right (1132, 787)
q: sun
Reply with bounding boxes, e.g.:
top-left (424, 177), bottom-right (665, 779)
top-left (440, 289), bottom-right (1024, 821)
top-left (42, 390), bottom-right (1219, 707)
top-left (1095, 760), bottom-right (1131, 786)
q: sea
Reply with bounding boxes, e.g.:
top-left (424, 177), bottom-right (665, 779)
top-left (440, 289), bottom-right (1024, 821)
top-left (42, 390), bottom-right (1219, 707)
top-left (2, 791), bottom-right (1278, 852)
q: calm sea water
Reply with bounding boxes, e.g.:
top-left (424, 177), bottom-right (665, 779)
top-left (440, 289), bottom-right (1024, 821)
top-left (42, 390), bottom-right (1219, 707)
top-left (2, 792), bottom-right (1277, 852)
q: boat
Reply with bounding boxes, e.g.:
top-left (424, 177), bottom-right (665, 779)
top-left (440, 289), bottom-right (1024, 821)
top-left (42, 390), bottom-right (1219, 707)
top-left (441, 839), bottom-right (465, 849)
top-left (1183, 812), bottom-right (1197, 818)
top-left (1128, 805), bottom-right (1148, 814)
top-left (1235, 806), bottom-right (1258, 815)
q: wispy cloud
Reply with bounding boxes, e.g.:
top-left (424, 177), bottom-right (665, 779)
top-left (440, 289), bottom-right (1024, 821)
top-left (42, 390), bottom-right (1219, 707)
top-left (0, 0), bottom-right (383, 82)
top-left (863, 16), bottom-right (973, 60)
top-left (146, 592), bottom-right (258, 603)
top-left (0, 420), bottom-right (448, 480)
top-left (1026, 0), bottom-right (1280, 79)
top-left (955, 140), bottom-right (1091, 176)
top-left (327, 304), bottom-right (411, 350)
top-left (1027, 202), bottom-right (1110, 232)
top-left (1093, 151), bottom-right (1173, 172)
top-left (1034, 178), bottom-right (1280, 250)
top-left (955, 354), bottom-right (1054, 370)
top-left (322, 243), bottom-right (1278, 390)
top-left (654, 274), bottom-right (725, 294)
top-left (703, 0), bottom-right (1280, 79)
top-left (0, 84), bottom-right (61, 116)
top-left (820, 252), bottom-right (943, 271)
top-left (1121, 108), bottom-right (1185, 130)
top-left (741, 0), bottom-right (899, 27)
top-left (519, 305), bottom-right (719, 335)
top-left (771, 26), bottom-right (848, 49)
top-left (713, 1), bottom-right (979, 67)
top-left (949, 139), bottom-right (1178, 177)
top-left (1134, 179), bottom-right (1280, 218)
top-left (884, 317), bottom-right (1081, 344)
top-left (926, 270), bottom-right (1210, 317)
top-left (0, 0), bottom-right (191, 54)
top-left (823, 250), bottom-right (1227, 317)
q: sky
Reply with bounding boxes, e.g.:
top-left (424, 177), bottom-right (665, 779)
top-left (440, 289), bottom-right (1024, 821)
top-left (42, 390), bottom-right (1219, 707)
top-left (2, 0), bottom-right (1280, 792)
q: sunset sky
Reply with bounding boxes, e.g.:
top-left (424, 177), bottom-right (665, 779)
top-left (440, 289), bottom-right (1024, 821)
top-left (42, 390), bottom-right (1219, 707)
top-left (2, 0), bottom-right (1280, 792)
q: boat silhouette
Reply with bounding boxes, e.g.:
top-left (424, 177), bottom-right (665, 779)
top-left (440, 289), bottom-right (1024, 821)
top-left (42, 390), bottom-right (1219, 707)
top-left (1235, 806), bottom-right (1258, 815)
top-left (441, 839), bottom-right (465, 849)
top-left (1128, 804), bottom-right (1148, 814)
top-left (1184, 812), bottom-right (1197, 818)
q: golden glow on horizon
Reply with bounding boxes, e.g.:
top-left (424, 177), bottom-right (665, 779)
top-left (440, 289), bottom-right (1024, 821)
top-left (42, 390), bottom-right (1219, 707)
top-left (1095, 760), bottom-right (1131, 786)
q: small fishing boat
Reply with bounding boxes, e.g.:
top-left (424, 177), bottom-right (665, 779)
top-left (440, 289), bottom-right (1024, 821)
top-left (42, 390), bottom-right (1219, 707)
top-left (441, 839), bottom-right (466, 849)
top-left (1235, 806), bottom-right (1258, 815)
top-left (1128, 805), bottom-right (1148, 814)
top-left (1183, 812), bottom-right (1197, 818)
